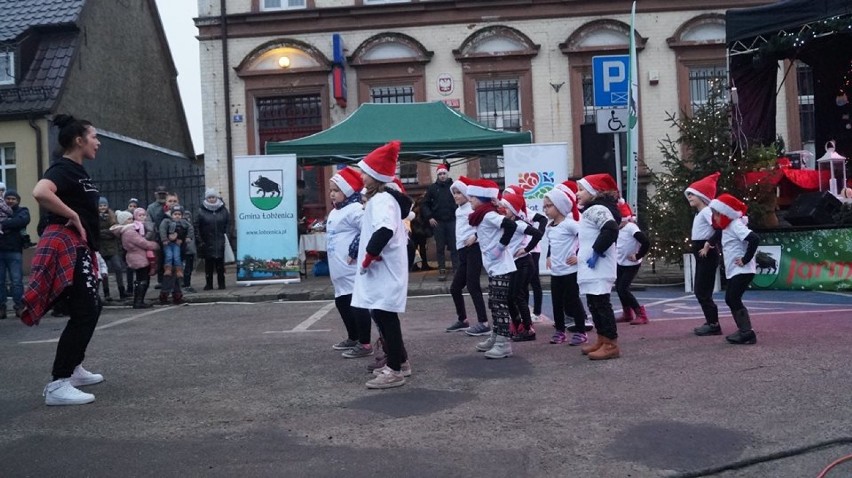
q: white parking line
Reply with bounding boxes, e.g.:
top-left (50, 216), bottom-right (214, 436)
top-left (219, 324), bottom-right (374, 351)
top-left (264, 301), bottom-right (335, 334)
top-left (19, 306), bottom-right (175, 345)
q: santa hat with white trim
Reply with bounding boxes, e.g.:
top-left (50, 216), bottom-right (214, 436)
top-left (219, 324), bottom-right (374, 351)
top-left (500, 192), bottom-right (526, 217)
top-left (545, 187), bottom-right (580, 221)
top-left (684, 172), bottom-right (720, 204)
top-left (578, 173), bottom-right (618, 196)
top-left (451, 176), bottom-right (473, 196)
top-left (467, 178), bottom-right (500, 199)
top-left (330, 167), bottom-right (364, 197)
top-left (358, 140), bottom-right (401, 183)
top-left (555, 180), bottom-right (578, 195)
top-left (436, 163), bottom-right (449, 174)
top-left (709, 193), bottom-right (747, 220)
top-left (618, 198), bottom-right (635, 222)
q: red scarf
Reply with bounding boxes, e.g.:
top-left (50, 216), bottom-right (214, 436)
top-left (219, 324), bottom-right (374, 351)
top-left (469, 202), bottom-right (498, 227)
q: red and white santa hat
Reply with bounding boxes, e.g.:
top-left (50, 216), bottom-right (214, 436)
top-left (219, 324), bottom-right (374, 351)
top-left (545, 187), bottom-right (580, 221)
top-left (436, 163), bottom-right (449, 174)
top-left (500, 191), bottom-right (526, 217)
top-left (385, 177), bottom-right (407, 194)
top-left (709, 193), bottom-right (747, 220)
top-left (503, 185), bottom-right (524, 197)
top-left (618, 198), bottom-right (635, 222)
top-left (578, 173), bottom-right (618, 196)
top-left (555, 180), bottom-right (578, 195)
top-left (451, 176), bottom-right (473, 196)
top-left (684, 172), bottom-right (720, 204)
top-left (330, 167), bottom-right (364, 198)
top-left (358, 140), bottom-right (401, 183)
top-left (467, 178), bottom-right (500, 199)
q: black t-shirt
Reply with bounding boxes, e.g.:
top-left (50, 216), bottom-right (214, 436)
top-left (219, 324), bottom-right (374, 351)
top-left (43, 157), bottom-right (100, 251)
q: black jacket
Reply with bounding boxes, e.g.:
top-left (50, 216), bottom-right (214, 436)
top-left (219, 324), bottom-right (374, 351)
top-left (421, 178), bottom-right (457, 222)
top-left (197, 203), bottom-right (230, 259)
top-left (0, 205), bottom-right (31, 252)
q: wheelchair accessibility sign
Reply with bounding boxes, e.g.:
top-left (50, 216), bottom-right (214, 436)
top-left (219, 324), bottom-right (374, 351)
top-left (595, 107), bottom-right (628, 134)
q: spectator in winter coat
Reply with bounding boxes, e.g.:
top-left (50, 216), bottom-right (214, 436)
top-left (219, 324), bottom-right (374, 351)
top-left (146, 185), bottom-right (169, 286)
top-left (197, 188), bottom-right (230, 290)
top-left (113, 208), bottom-right (159, 309)
top-left (420, 163), bottom-right (458, 280)
top-left (98, 197), bottom-right (127, 301)
top-left (0, 190), bottom-right (31, 319)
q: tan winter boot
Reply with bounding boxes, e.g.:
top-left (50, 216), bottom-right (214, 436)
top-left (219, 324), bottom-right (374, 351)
top-left (581, 334), bottom-right (604, 355)
top-left (588, 337), bottom-right (620, 360)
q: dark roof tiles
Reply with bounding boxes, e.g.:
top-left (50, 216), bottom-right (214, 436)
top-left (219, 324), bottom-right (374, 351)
top-left (0, 0), bottom-right (85, 42)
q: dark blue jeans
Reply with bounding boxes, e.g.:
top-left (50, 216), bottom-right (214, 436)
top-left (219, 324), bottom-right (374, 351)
top-left (0, 250), bottom-right (23, 307)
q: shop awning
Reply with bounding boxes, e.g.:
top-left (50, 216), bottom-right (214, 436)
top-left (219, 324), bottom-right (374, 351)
top-left (264, 101), bottom-right (533, 165)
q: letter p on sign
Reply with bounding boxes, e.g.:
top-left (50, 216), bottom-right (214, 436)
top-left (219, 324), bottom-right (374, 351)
top-left (603, 61), bottom-right (625, 91)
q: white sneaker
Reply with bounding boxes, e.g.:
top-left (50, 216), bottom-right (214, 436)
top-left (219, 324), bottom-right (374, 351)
top-left (484, 335), bottom-right (513, 359)
top-left (44, 379), bottom-right (95, 406)
top-left (475, 332), bottom-right (496, 352)
top-left (69, 364), bottom-right (104, 387)
top-left (372, 361), bottom-right (412, 377)
top-left (366, 369), bottom-right (406, 389)
top-left (531, 314), bottom-right (552, 324)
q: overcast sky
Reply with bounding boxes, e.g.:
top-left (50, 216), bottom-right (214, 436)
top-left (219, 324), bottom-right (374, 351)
top-left (155, 0), bottom-right (203, 154)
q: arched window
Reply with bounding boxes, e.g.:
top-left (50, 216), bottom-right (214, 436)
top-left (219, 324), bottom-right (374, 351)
top-left (667, 14), bottom-right (727, 114)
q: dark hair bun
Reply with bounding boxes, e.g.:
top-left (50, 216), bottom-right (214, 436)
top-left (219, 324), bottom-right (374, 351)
top-left (53, 114), bottom-right (76, 128)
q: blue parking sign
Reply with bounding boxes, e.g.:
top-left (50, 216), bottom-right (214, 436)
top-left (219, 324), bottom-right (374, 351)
top-left (592, 55), bottom-right (629, 107)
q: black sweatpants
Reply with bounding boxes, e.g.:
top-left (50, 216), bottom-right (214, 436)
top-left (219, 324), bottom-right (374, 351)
top-left (615, 264), bottom-right (641, 312)
top-left (52, 249), bottom-right (102, 380)
top-left (551, 273), bottom-right (588, 333)
top-left (450, 244), bottom-right (488, 323)
top-left (693, 246), bottom-right (720, 324)
top-left (587, 293), bottom-right (617, 340)
top-left (372, 309), bottom-right (407, 371)
top-left (724, 273), bottom-right (754, 313)
top-left (334, 293), bottom-right (372, 345)
top-left (508, 255), bottom-right (534, 327)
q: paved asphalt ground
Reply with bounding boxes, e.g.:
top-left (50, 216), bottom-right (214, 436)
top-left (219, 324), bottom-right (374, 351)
top-left (1, 287), bottom-right (851, 477)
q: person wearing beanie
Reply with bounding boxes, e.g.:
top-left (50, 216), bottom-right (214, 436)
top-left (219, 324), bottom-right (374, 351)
top-left (614, 200), bottom-right (651, 325)
top-left (421, 161), bottom-right (458, 281)
top-left (466, 178), bottom-right (518, 359)
top-left (147, 185), bottom-right (170, 287)
top-left (708, 193), bottom-right (759, 345)
top-left (197, 187), bottom-right (230, 291)
top-left (543, 186), bottom-right (590, 346)
top-left (575, 173), bottom-right (622, 360)
top-left (499, 189), bottom-right (544, 343)
top-left (112, 207), bottom-right (159, 308)
top-left (503, 185), bottom-right (549, 324)
top-left (353, 141), bottom-right (413, 389)
top-left (0, 190), bottom-right (31, 319)
top-left (327, 167), bottom-right (374, 360)
top-left (684, 172), bottom-right (724, 337)
top-left (158, 202), bottom-right (193, 305)
top-left (444, 176), bottom-right (491, 335)
top-left (98, 196), bottom-right (128, 301)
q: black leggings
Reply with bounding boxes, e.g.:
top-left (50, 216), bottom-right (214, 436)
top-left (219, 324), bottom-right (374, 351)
top-left (615, 264), bottom-right (641, 311)
top-left (725, 273), bottom-right (754, 313)
top-left (529, 252), bottom-right (543, 315)
top-left (587, 293), bottom-right (617, 340)
top-left (372, 309), bottom-right (407, 371)
top-left (694, 248), bottom-right (720, 324)
top-left (334, 294), bottom-right (371, 345)
top-left (450, 244), bottom-right (488, 323)
top-left (551, 273), bottom-right (588, 333)
top-left (52, 249), bottom-right (102, 380)
top-left (508, 255), bottom-right (534, 327)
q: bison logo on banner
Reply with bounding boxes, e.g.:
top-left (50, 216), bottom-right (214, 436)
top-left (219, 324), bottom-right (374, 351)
top-left (249, 170), bottom-right (283, 211)
top-left (751, 246), bottom-right (781, 288)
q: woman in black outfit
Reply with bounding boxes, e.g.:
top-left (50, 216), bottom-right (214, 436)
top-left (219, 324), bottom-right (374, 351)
top-left (197, 188), bottom-right (230, 290)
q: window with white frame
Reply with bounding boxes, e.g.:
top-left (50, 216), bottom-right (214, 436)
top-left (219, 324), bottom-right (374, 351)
top-left (261, 0), bottom-right (306, 11)
top-left (476, 79), bottom-right (521, 131)
top-left (0, 144), bottom-right (17, 190)
top-left (688, 65), bottom-right (727, 112)
top-left (0, 52), bottom-right (14, 85)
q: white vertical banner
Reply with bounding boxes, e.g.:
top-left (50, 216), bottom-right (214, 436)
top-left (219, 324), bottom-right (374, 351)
top-left (233, 154), bottom-right (301, 285)
top-left (626, 0), bottom-right (640, 216)
top-left (502, 143), bottom-right (571, 275)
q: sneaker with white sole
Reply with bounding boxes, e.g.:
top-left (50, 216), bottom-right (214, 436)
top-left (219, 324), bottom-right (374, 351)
top-left (465, 322), bottom-right (492, 336)
top-left (532, 314), bottom-right (552, 324)
top-left (569, 332), bottom-right (589, 346)
top-left (445, 320), bottom-right (469, 332)
top-left (69, 364), bottom-right (104, 387)
top-left (366, 369), bottom-right (406, 389)
top-left (475, 332), bottom-right (496, 352)
top-left (332, 339), bottom-right (358, 350)
top-left (342, 344), bottom-right (374, 359)
top-left (484, 335), bottom-right (513, 359)
top-left (372, 361), bottom-right (412, 377)
top-left (44, 379), bottom-right (95, 406)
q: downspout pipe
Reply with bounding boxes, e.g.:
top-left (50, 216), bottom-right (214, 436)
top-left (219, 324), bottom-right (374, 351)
top-left (28, 115), bottom-right (44, 178)
top-left (220, 0), bottom-right (234, 215)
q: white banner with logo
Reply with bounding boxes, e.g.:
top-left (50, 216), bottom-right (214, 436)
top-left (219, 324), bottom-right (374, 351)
top-left (233, 154), bottom-right (301, 284)
top-left (502, 143), bottom-right (572, 275)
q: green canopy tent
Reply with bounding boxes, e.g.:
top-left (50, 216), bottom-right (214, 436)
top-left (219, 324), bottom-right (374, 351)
top-left (265, 101), bottom-right (533, 165)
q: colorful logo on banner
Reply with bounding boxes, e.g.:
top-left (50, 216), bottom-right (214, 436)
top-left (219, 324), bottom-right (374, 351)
top-left (751, 228), bottom-right (852, 291)
top-left (249, 170), bottom-right (283, 211)
top-left (517, 171), bottom-right (555, 199)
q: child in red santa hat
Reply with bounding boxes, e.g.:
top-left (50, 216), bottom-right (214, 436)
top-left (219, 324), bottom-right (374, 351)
top-left (352, 141), bottom-right (415, 388)
top-left (543, 184), bottom-right (590, 346)
top-left (503, 185), bottom-right (549, 324)
top-left (467, 179), bottom-right (518, 358)
top-left (708, 193), bottom-right (759, 345)
top-left (684, 172), bottom-right (723, 336)
top-left (445, 176), bottom-right (491, 335)
top-left (327, 167), bottom-right (374, 359)
top-left (499, 189), bottom-right (544, 342)
top-left (575, 173), bottom-right (622, 360)
top-left (614, 200), bottom-right (650, 325)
